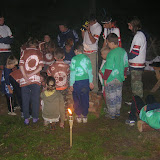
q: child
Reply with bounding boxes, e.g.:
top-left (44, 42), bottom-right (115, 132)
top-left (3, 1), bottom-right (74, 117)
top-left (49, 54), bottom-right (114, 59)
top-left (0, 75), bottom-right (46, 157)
top-left (70, 44), bottom-right (94, 123)
top-left (47, 48), bottom-right (69, 116)
top-left (19, 38), bottom-right (44, 125)
top-left (41, 76), bottom-right (65, 129)
top-left (64, 38), bottom-right (75, 64)
top-left (99, 46), bottom-right (111, 97)
top-left (103, 33), bottom-right (128, 119)
top-left (39, 34), bottom-right (56, 71)
top-left (2, 55), bottom-right (18, 115)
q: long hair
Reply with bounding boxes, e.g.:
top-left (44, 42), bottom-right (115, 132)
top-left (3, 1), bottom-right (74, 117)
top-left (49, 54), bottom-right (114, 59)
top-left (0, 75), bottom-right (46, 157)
top-left (128, 17), bottom-right (142, 35)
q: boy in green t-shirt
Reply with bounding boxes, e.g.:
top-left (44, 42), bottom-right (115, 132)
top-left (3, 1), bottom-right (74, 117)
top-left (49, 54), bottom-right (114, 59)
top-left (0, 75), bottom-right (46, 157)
top-left (102, 33), bottom-right (128, 119)
top-left (70, 44), bottom-right (94, 123)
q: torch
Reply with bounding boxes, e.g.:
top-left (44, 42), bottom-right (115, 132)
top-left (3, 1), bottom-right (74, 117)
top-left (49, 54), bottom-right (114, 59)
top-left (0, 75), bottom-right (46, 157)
top-left (68, 108), bottom-right (73, 147)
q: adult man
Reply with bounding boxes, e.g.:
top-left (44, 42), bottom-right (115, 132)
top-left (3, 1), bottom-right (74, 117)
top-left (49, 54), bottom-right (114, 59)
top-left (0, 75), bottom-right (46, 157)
top-left (128, 17), bottom-right (147, 98)
top-left (57, 22), bottom-right (79, 48)
top-left (0, 14), bottom-right (14, 93)
top-left (82, 14), bottom-right (102, 93)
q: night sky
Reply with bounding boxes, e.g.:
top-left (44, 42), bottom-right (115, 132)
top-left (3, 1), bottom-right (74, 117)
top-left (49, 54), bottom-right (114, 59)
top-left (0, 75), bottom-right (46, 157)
top-left (1, 0), bottom-right (160, 53)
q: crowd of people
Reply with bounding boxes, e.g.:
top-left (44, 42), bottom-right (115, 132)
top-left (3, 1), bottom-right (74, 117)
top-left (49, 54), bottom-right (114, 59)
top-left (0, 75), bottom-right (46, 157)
top-left (1, 12), bottom-right (160, 130)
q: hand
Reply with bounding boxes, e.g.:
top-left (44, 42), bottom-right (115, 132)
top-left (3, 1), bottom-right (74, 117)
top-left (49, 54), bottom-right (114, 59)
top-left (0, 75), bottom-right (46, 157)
top-left (104, 80), bottom-right (107, 86)
top-left (85, 24), bottom-right (91, 32)
top-left (70, 86), bottom-right (74, 92)
top-left (144, 105), bottom-right (147, 111)
top-left (60, 122), bottom-right (64, 128)
top-left (89, 83), bottom-right (94, 90)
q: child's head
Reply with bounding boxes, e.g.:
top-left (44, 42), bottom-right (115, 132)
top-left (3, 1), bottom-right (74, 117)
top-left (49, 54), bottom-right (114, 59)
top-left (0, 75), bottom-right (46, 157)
top-left (46, 76), bottom-right (56, 91)
top-left (65, 38), bottom-right (74, 53)
top-left (74, 43), bottom-right (83, 55)
top-left (26, 37), bottom-right (39, 48)
top-left (54, 48), bottom-right (65, 60)
top-left (101, 46), bottom-right (111, 60)
top-left (6, 55), bottom-right (18, 69)
top-left (128, 16), bottom-right (142, 35)
top-left (107, 33), bottom-right (118, 49)
top-left (44, 35), bottom-right (51, 43)
top-left (40, 71), bottom-right (48, 83)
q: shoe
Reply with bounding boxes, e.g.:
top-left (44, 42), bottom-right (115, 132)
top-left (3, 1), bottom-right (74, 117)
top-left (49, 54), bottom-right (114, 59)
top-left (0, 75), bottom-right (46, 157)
top-left (33, 118), bottom-right (39, 123)
top-left (24, 119), bottom-right (29, 125)
top-left (125, 119), bottom-right (135, 126)
top-left (82, 117), bottom-right (88, 123)
top-left (110, 116), bottom-right (115, 120)
top-left (115, 113), bottom-right (120, 117)
top-left (8, 112), bottom-right (17, 116)
top-left (76, 117), bottom-right (82, 123)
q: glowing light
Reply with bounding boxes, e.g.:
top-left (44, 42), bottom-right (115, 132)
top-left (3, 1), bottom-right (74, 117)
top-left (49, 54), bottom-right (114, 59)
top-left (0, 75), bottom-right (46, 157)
top-left (68, 108), bottom-right (72, 115)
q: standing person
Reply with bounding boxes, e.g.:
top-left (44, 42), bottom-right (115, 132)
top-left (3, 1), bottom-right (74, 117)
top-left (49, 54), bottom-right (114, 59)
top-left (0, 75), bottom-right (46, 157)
top-left (57, 22), bottom-right (79, 48)
top-left (47, 48), bottom-right (69, 117)
top-left (19, 38), bottom-right (44, 125)
top-left (2, 55), bottom-right (18, 115)
top-left (39, 34), bottom-right (56, 71)
top-left (41, 76), bottom-right (65, 129)
top-left (102, 33), bottom-right (128, 119)
top-left (102, 16), bottom-right (121, 48)
top-left (82, 14), bottom-right (102, 93)
top-left (0, 14), bottom-right (14, 93)
top-left (70, 44), bottom-right (94, 123)
top-left (128, 17), bottom-right (147, 98)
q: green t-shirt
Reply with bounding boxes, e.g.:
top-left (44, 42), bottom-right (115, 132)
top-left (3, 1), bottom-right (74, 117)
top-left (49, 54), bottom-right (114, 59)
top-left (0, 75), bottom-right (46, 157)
top-left (70, 54), bottom-right (92, 82)
top-left (140, 106), bottom-right (160, 129)
top-left (103, 47), bottom-right (128, 83)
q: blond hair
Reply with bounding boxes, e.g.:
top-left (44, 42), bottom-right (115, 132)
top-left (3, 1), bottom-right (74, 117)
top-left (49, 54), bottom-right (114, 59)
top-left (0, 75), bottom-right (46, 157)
top-left (101, 46), bottom-right (110, 55)
top-left (6, 55), bottom-right (18, 66)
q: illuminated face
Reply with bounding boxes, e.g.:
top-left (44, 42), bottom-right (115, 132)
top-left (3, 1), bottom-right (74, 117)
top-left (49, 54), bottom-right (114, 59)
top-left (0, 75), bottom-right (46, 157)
top-left (44, 35), bottom-right (50, 43)
top-left (103, 22), bottom-right (112, 28)
top-left (0, 17), bottom-right (4, 26)
top-left (59, 25), bottom-right (67, 32)
top-left (65, 45), bottom-right (72, 53)
top-left (128, 23), bottom-right (133, 31)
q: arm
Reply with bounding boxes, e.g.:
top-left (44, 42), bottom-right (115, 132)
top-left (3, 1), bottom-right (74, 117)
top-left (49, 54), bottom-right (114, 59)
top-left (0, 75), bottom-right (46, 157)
top-left (81, 30), bottom-right (85, 40)
top-left (70, 71), bottom-right (76, 91)
top-left (103, 69), bottom-right (112, 86)
top-left (27, 66), bottom-right (42, 78)
top-left (0, 36), bottom-right (14, 44)
top-left (85, 25), bottom-right (96, 44)
top-left (73, 30), bottom-right (79, 43)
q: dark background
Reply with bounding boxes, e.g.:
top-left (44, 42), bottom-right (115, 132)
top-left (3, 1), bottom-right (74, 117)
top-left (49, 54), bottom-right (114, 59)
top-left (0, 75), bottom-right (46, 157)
top-left (1, 0), bottom-right (160, 57)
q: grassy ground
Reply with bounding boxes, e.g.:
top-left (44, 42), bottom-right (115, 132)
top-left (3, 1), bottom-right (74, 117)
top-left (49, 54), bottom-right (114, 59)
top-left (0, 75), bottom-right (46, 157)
top-left (1, 71), bottom-right (160, 160)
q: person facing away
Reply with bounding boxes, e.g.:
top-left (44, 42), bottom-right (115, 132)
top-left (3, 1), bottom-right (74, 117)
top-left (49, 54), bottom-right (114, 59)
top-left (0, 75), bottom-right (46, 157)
top-left (1, 55), bottom-right (18, 115)
top-left (63, 38), bottom-right (75, 64)
top-left (41, 76), bottom-right (65, 129)
top-left (102, 33), bottom-right (128, 119)
top-left (70, 44), bottom-right (94, 123)
top-left (19, 38), bottom-right (44, 125)
top-left (57, 22), bottom-right (79, 48)
top-left (128, 16), bottom-right (147, 98)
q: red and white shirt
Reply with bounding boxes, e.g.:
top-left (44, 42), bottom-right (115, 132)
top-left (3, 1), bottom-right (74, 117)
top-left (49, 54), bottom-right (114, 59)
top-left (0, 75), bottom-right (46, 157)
top-left (83, 22), bottom-right (102, 53)
top-left (47, 61), bottom-right (70, 90)
top-left (39, 42), bottom-right (55, 65)
top-left (129, 31), bottom-right (147, 68)
top-left (19, 48), bottom-right (44, 87)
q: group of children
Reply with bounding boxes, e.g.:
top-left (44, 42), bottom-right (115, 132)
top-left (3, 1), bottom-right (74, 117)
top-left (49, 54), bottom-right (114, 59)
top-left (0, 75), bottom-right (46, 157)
top-left (1, 32), bottom-right (129, 129)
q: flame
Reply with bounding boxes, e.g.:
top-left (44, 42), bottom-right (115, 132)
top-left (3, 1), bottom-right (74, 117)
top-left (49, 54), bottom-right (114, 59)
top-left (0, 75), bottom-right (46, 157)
top-left (68, 108), bottom-right (72, 115)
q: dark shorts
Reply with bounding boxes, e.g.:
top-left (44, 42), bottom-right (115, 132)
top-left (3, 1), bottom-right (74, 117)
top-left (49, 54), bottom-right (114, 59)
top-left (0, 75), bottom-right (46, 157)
top-left (0, 52), bottom-right (11, 66)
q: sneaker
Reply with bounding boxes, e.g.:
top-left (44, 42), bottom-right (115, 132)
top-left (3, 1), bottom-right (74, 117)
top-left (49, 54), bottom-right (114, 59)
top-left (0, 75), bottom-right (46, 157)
top-left (24, 119), bottom-right (29, 125)
top-left (33, 118), bottom-right (39, 123)
top-left (125, 119), bottom-right (135, 126)
top-left (76, 117), bottom-right (82, 123)
top-left (115, 113), bottom-right (120, 117)
top-left (8, 112), bottom-right (17, 116)
top-left (82, 117), bottom-right (88, 123)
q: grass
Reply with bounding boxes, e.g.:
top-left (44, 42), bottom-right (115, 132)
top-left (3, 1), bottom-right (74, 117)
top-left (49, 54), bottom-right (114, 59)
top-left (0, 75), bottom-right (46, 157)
top-left (1, 72), bottom-right (160, 160)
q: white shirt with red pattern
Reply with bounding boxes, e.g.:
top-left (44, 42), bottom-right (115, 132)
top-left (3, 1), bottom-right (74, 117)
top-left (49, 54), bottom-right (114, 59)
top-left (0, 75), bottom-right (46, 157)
top-left (47, 61), bottom-right (70, 90)
top-left (83, 22), bottom-right (102, 53)
top-left (19, 47), bottom-right (44, 87)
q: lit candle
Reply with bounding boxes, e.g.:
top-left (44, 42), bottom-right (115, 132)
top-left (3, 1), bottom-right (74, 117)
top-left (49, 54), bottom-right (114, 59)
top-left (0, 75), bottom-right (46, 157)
top-left (68, 108), bottom-right (73, 147)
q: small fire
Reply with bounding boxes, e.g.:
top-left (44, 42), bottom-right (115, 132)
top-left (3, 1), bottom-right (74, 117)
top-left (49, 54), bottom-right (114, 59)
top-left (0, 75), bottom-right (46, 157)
top-left (68, 108), bottom-right (72, 115)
